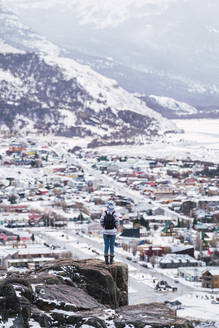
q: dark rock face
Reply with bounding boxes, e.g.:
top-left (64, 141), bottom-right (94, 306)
top-left (115, 303), bottom-right (194, 328)
top-left (34, 258), bottom-right (128, 309)
top-left (34, 284), bottom-right (101, 312)
top-left (0, 259), bottom-right (193, 327)
top-left (0, 280), bottom-right (31, 327)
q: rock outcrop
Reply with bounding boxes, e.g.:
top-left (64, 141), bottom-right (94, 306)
top-left (0, 258), bottom-right (194, 327)
top-left (33, 258), bottom-right (128, 309)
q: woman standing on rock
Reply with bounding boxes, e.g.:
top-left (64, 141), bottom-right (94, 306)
top-left (100, 200), bottom-right (120, 264)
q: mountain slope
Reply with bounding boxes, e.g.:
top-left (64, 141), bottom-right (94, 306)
top-left (3, 0), bottom-right (219, 105)
top-left (61, 48), bottom-right (216, 107)
top-left (140, 95), bottom-right (219, 119)
top-left (0, 6), bottom-right (178, 143)
top-left (143, 95), bottom-right (198, 119)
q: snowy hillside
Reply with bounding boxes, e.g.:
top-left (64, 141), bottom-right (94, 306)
top-left (0, 6), bottom-right (178, 144)
top-left (3, 0), bottom-right (219, 105)
top-left (0, 5), bottom-right (60, 56)
top-left (141, 95), bottom-right (219, 119)
top-left (145, 95), bottom-right (198, 118)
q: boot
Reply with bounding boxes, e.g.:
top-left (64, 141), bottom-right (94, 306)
top-left (104, 255), bottom-right (109, 265)
top-left (110, 255), bottom-right (114, 264)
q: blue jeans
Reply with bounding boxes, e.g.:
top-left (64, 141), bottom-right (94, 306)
top-left (103, 234), bottom-right (116, 256)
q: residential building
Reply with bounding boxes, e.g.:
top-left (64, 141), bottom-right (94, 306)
top-left (202, 268), bottom-right (219, 288)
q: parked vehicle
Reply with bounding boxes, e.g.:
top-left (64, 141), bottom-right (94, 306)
top-left (126, 256), bottom-right (132, 261)
top-left (138, 261), bottom-right (148, 268)
top-left (211, 300), bottom-right (219, 304)
top-left (155, 280), bottom-right (177, 292)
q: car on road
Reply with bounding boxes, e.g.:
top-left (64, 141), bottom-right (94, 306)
top-left (155, 280), bottom-right (177, 292)
top-left (138, 261), bottom-right (148, 268)
top-left (211, 300), bottom-right (219, 304)
top-left (126, 256), bottom-right (137, 262)
top-left (126, 256), bottom-right (132, 261)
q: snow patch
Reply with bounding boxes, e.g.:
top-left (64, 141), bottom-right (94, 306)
top-left (0, 39), bottom-right (24, 54)
top-left (0, 69), bottom-right (23, 85)
top-left (59, 109), bottom-right (77, 127)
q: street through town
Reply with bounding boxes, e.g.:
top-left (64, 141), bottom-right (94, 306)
top-left (66, 151), bottom-right (193, 225)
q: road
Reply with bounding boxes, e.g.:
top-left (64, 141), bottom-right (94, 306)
top-left (52, 146), bottom-right (191, 224)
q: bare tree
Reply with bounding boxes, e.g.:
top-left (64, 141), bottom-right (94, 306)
top-left (132, 245), bottom-right (137, 256)
top-left (195, 232), bottom-right (200, 251)
top-left (150, 255), bottom-right (156, 268)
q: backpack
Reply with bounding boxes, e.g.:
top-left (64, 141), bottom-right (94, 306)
top-left (103, 211), bottom-right (116, 230)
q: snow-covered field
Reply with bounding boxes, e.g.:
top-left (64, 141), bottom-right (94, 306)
top-left (177, 292), bottom-right (219, 323)
top-left (96, 119), bottom-right (219, 163)
top-left (22, 119), bottom-right (219, 165)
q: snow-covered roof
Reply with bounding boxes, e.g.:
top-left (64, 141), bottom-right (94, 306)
top-left (159, 254), bottom-right (198, 264)
top-left (17, 246), bottom-right (63, 256)
top-left (203, 268), bottom-right (219, 276)
top-left (0, 248), bottom-right (18, 258)
top-left (8, 257), bottom-right (55, 263)
top-left (171, 244), bottom-right (194, 253)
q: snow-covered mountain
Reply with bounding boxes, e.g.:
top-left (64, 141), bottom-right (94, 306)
top-left (140, 95), bottom-right (219, 119)
top-left (0, 6), bottom-right (60, 56)
top-left (3, 0), bottom-right (219, 105)
top-left (0, 6), bottom-right (178, 144)
top-left (144, 95), bottom-right (198, 118)
top-left (148, 96), bottom-right (198, 115)
top-left (61, 49), bottom-right (215, 108)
